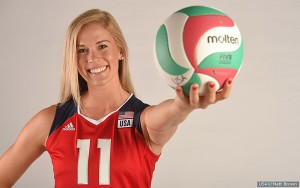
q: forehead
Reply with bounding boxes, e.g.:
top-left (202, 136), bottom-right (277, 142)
top-left (77, 22), bottom-right (114, 44)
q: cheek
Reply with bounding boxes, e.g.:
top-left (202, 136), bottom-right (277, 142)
top-left (103, 51), bottom-right (120, 65)
top-left (77, 53), bottom-right (86, 65)
top-left (77, 57), bottom-right (86, 75)
top-left (77, 54), bottom-right (85, 64)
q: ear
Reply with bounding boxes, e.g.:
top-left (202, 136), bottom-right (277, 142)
top-left (118, 47), bottom-right (124, 60)
top-left (119, 51), bottom-right (124, 61)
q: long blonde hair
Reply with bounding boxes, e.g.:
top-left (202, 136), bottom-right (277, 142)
top-left (58, 9), bottom-right (135, 105)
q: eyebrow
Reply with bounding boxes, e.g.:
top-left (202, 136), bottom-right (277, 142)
top-left (76, 40), bottom-right (111, 48)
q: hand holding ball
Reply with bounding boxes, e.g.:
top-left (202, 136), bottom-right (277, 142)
top-left (154, 6), bottom-right (244, 95)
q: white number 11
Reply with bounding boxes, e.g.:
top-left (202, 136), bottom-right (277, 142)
top-left (77, 139), bottom-right (111, 185)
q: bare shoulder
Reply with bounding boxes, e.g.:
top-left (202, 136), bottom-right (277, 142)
top-left (35, 104), bottom-right (57, 123)
top-left (35, 105), bottom-right (57, 143)
top-left (21, 104), bottom-right (57, 148)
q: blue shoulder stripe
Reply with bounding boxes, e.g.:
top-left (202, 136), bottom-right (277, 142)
top-left (49, 99), bottom-right (77, 136)
top-left (119, 95), bottom-right (149, 135)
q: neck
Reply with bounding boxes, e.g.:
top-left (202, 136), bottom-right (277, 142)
top-left (86, 81), bottom-right (129, 104)
top-left (80, 80), bottom-right (130, 119)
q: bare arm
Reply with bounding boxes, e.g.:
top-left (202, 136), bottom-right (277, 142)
top-left (142, 80), bottom-right (233, 154)
top-left (0, 105), bottom-right (56, 188)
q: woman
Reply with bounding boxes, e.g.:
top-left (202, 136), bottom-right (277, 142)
top-left (0, 9), bottom-right (232, 187)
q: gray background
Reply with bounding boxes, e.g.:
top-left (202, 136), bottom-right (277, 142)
top-left (0, 0), bottom-right (299, 187)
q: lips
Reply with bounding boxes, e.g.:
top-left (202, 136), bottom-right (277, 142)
top-left (88, 65), bottom-right (108, 74)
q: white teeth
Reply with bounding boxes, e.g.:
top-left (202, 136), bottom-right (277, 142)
top-left (89, 66), bottom-right (107, 74)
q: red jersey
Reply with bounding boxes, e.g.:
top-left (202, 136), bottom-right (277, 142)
top-left (46, 95), bottom-right (159, 188)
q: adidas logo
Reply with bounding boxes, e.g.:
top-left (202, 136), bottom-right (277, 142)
top-left (62, 122), bottom-right (75, 131)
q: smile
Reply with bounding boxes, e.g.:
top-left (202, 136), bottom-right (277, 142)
top-left (88, 66), bottom-right (107, 74)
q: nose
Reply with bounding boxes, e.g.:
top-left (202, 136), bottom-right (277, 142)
top-left (87, 49), bottom-right (96, 63)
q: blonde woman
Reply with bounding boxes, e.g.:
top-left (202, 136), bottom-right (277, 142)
top-left (0, 9), bottom-right (233, 188)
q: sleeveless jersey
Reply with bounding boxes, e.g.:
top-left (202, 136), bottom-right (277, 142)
top-left (45, 95), bottom-right (160, 188)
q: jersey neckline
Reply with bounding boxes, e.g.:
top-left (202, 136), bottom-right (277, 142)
top-left (77, 93), bottom-right (133, 125)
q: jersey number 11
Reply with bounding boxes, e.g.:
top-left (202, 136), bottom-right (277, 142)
top-left (77, 139), bottom-right (111, 185)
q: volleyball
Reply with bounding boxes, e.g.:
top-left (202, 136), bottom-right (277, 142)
top-left (154, 6), bottom-right (244, 95)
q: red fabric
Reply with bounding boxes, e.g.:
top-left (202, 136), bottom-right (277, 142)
top-left (46, 110), bottom-right (159, 188)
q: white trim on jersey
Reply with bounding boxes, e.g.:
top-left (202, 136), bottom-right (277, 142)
top-left (77, 94), bottom-right (133, 125)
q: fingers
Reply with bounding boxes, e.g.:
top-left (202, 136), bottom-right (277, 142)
top-left (188, 82), bottom-right (216, 109)
top-left (198, 82), bottom-right (217, 109)
top-left (189, 84), bottom-right (200, 108)
top-left (205, 82), bottom-right (217, 104)
top-left (190, 79), bottom-right (233, 109)
top-left (216, 79), bottom-right (233, 101)
top-left (175, 85), bottom-right (186, 101)
top-left (175, 78), bottom-right (233, 110)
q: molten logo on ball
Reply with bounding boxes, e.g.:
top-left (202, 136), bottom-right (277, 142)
top-left (154, 6), bottom-right (244, 95)
top-left (207, 35), bottom-right (239, 44)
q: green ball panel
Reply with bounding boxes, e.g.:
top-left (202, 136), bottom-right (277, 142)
top-left (181, 73), bottom-right (201, 95)
top-left (155, 25), bottom-right (189, 75)
top-left (177, 6), bottom-right (227, 17)
top-left (199, 41), bottom-right (244, 70)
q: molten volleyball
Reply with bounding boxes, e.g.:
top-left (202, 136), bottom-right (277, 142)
top-left (154, 6), bottom-right (244, 95)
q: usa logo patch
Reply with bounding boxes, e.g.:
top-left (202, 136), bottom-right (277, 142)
top-left (118, 111), bottom-right (134, 128)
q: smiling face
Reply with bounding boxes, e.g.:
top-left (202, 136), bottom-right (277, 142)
top-left (76, 22), bottom-right (123, 88)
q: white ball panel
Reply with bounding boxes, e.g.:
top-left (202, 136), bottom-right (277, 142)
top-left (197, 74), bottom-right (220, 95)
top-left (153, 47), bottom-right (194, 88)
top-left (196, 24), bottom-right (242, 65)
top-left (164, 13), bottom-right (193, 69)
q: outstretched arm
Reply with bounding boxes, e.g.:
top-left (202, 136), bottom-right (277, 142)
top-left (141, 79), bottom-right (232, 155)
top-left (0, 106), bottom-right (55, 188)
